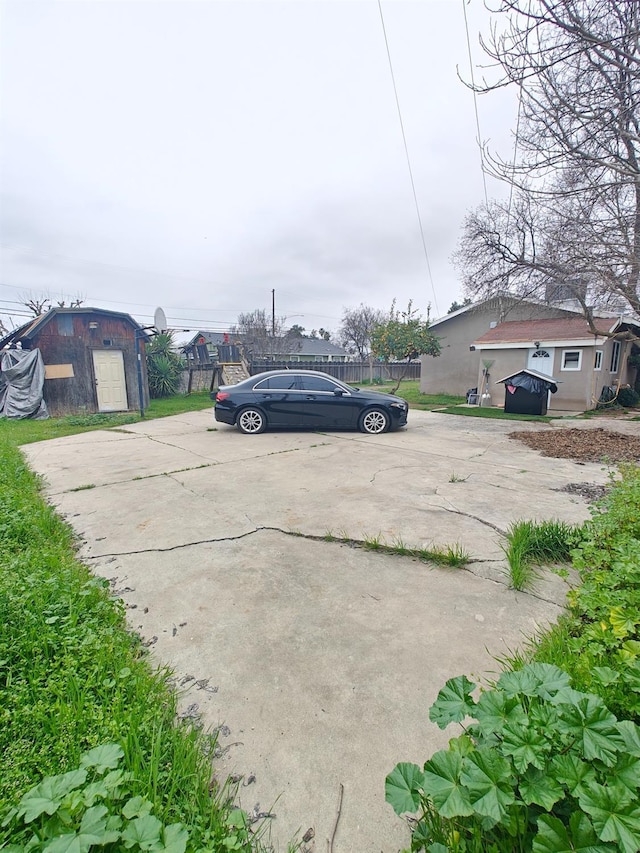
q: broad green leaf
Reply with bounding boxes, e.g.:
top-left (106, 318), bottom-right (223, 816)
top-left (448, 734), bottom-right (475, 756)
top-left (475, 690), bottom-right (527, 739)
top-left (497, 664), bottom-right (570, 700)
top-left (421, 750), bottom-right (473, 818)
top-left (160, 823), bottom-right (189, 853)
top-left (43, 834), bottom-right (82, 853)
top-left (533, 813), bottom-right (614, 852)
top-left (579, 782), bottom-right (640, 853)
top-left (518, 767), bottom-right (564, 810)
top-left (80, 743), bottom-right (123, 773)
top-left (18, 771), bottom-right (88, 822)
top-left (552, 686), bottom-right (589, 708)
top-left (385, 763), bottom-right (424, 815)
top-left (525, 663), bottom-right (572, 700)
top-left (122, 796), bottom-right (153, 820)
top-left (617, 720), bottom-right (640, 757)
top-left (429, 675), bottom-right (476, 728)
top-left (592, 666), bottom-right (620, 687)
top-left (551, 754), bottom-right (596, 795)
top-left (614, 753), bottom-right (640, 794)
top-left (496, 668), bottom-right (541, 698)
top-left (558, 695), bottom-right (624, 766)
top-left (502, 721), bottom-right (548, 772)
top-left (459, 748), bottom-right (515, 822)
top-left (78, 805), bottom-right (109, 838)
top-left (121, 814), bottom-right (163, 848)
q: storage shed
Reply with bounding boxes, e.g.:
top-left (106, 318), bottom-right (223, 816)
top-left (0, 307), bottom-right (149, 417)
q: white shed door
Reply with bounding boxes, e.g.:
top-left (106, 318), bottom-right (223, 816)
top-left (92, 349), bottom-right (128, 412)
top-left (527, 347), bottom-right (555, 375)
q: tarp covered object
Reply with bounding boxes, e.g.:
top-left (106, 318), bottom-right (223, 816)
top-left (497, 369), bottom-right (559, 395)
top-left (0, 348), bottom-right (49, 419)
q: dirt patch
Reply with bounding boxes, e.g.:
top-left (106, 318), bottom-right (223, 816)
top-left (509, 427), bottom-right (640, 464)
top-left (552, 482), bottom-right (609, 502)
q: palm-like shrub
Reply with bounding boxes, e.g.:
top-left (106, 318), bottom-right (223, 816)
top-left (146, 332), bottom-right (183, 398)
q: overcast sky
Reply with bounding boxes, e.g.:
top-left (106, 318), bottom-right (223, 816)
top-left (0, 0), bottom-right (516, 338)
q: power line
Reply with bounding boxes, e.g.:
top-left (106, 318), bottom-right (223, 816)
top-left (376, 0), bottom-right (439, 315)
top-left (461, 0), bottom-right (489, 208)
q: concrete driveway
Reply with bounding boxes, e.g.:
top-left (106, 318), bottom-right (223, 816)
top-left (23, 410), bottom-right (618, 852)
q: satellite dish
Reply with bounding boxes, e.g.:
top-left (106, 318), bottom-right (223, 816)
top-left (153, 307), bottom-right (168, 333)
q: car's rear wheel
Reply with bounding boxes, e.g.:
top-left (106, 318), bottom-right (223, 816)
top-left (237, 407), bottom-right (267, 434)
top-left (359, 408), bottom-right (390, 434)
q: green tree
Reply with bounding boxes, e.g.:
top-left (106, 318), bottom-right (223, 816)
top-left (371, 301), bottom-right (440, 393)
top-left (146, 331), bottom-right (183, 398)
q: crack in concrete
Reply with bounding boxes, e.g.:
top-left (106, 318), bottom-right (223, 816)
top-left (83, 528), bottom-right (564, 605)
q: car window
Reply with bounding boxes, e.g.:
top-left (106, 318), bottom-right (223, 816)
top-left (253, 375), bottom-right (298, 390)
top-left (298, 375), bottom-right (342, 393)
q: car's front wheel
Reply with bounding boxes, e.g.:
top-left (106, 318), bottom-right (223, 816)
top-left (358, 408), bottom-right (390, 434)
top-left (236, 407), bottom-right (267, 434)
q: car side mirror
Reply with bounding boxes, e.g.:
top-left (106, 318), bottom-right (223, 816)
top-left (334, 389), bottom-right (345, 396)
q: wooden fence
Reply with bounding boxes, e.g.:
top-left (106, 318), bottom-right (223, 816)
top-left (247, 361), bottom-right (421, 383)
top-left (179, 360), bottom-right (420, 393)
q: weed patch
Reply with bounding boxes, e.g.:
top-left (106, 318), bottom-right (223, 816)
top-left (387, 465), bottom-right (640, 852)
top-left (0, 440), bottom-right (257, 849)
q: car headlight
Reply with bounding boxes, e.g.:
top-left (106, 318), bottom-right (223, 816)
top-left (390, 402), bottom-right (407, 409)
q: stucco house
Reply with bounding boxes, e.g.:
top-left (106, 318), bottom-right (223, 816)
top-left (420, 295), bottom-right (580, 397)
top-left (472, 315), bottom-right (639, 412)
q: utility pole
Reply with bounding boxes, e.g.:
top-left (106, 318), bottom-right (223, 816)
top-left (271, 289), bottom-right (275, 337)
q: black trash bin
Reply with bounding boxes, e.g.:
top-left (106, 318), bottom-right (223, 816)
top-left (497, 369), bottom-right (559, 416)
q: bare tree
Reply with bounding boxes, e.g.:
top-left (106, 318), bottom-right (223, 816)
top-left (21, 293), bottom-right (51, 317)
top-left (231, 309), bottom-right (301, 358)
top-left (454, 0), bottom-right (640, 325)
top-left (338, 304), bottom-right (386, 359)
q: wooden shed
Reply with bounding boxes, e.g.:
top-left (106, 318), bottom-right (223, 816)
top-left (0, 307), bottom-right (149, 417)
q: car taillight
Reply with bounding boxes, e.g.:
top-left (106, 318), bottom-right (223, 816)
top-left (216, 392), bottom-right (230, 401)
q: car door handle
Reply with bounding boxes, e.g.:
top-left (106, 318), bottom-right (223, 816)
top-left (305, 395), bottom-right (316, 400)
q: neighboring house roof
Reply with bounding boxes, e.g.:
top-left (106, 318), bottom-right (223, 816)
top-left (0, 306), bottom-right (148, 349)
top-left (474, 316), bottom-right (618, 348)
top-left (182, 331), bottom-right (229, 349)
top-left (183, 330), bottom-right (348, 358)
top-left (288, 339), bottom-right (347, 357)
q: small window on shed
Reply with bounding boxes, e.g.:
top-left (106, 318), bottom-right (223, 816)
top-left (57, 315), bottom-right (74, 336)
top-left (594, 350), bottom-right (603, 371)
top-left (561, 350), bottom-right (582, 370)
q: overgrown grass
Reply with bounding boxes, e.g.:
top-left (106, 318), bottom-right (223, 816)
top-left (0, 391), bottom-right (214, 446)
top-left (503, 519), bottom-right (577, 590)
top-left (524, 465), bottom-right (640, 720)
top-left (0, 437), bottom-right (255, 848)
top-left (359, 380), bottom-right (465, 410)
top-left (323, 530), bottom-right (470, 568)
top-left (436, 404), bottom-right (554, 422)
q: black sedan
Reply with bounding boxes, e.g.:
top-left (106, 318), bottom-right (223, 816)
top-left (212, 370), bottom-right (409, 434)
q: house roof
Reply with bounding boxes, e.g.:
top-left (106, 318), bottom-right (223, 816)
top-left (0, 306), bottom-right (148, 349)
top-left (429, 292), bottom-right (584, 328)
top-left (474, 316), bottom-right (617, 348)
top-left (183, 330), bottom-right (348, 357)
top-left (291, 338), bottom-right (347, 357)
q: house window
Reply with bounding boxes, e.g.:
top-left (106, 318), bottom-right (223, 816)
top-left (561, 350), bottom-right (582, 371)
top-left (594, 350), bottom-right (603, 371)
top-left (610, 340), bottom-right (621, 373)
top-left (57, 315), bottom-right (74, 336)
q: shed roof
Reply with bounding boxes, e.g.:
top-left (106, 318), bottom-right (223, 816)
top-left (0, 307), bottom-right (148, 349)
